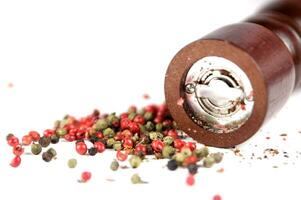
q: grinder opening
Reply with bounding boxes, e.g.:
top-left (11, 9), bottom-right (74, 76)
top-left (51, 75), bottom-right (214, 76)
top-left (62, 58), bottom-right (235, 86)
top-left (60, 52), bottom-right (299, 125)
top-left (183, 56), bottom-right (254, 134)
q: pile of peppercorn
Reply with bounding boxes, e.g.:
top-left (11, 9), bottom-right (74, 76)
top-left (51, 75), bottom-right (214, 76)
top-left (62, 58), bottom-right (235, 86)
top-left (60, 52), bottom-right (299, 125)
top-left (6, 103), bottom-right (223, 185)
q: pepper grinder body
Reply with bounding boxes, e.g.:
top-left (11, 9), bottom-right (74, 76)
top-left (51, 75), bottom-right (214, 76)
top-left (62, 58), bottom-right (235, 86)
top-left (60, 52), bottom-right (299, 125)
top-left (165, 0), bottom-right (301, 147)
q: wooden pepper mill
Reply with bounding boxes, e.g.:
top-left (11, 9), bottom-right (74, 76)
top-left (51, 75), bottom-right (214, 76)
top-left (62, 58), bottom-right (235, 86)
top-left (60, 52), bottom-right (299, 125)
top-left (165, 0), bottom-right (301, 147)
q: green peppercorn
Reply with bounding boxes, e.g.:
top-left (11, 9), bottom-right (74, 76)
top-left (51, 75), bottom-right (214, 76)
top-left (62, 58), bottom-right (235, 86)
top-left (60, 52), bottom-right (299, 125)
top-left (107, 113), bottom-right (119, 125)
top-left (88, 147), bottom-right (98, 156)
top-left (31, 143), bottom-right (42, 155)
top-left (56, 129), bottom-right (67, 137)
top-left (174, 152), bottom-right (185, 163)
top-left (145, 121), bottom-right (155, 131)
top-left (155, 152), bottom-right (163, 159)
top-left (196, 147), bottom-right (209, 158)
top-left (149, 132), bottom-right (163, 140)
top-left (39, 136), bottom-right (51, 148)
top-left (103, 128), bottom-right (115, 138)
top-left (67, 158), bottom-right (77, 168)
top-left (110, 159), bottom-right (119, 171)
top-left (113, 142), bottom-right (122, 151)
top-left (167, 159), bottom-right (178, 171)
top-left (139, 124), bottom-right (147, 134)
top-left (211, 152), bottom-right (223, 163)
top-left (203, 156), bottom-right (215, 168)
top-left (46, 148), bottom-right (57, 157)
top-left (163, 136), bottom-right (174, 145)
top-left (131, 173), bottom-right (142, 184)
top-left (132, 134), bottom-right (139, 142)
top-left (106, 138), bottom-right (116, 148)
top-left (50, 134), bottom-right (60, 144)
top-left (42, 152), bottom-right (53, 162)
top-left (128, 112), bottom-right (137, 121)
top-left (94, 119), bottom-right (108, 131)
top-left (162, 146), bottom-right (176, 158)
top-left (181, 147), bottom-right (192, 158)
top-left (137, 108), bottom-right (145, 115)
top-left (144, 112), bottom-right (153, 121)
top-left (129, 155), bottom-right (142, 168)
top-left (155, 123), bottom-right (163, 132)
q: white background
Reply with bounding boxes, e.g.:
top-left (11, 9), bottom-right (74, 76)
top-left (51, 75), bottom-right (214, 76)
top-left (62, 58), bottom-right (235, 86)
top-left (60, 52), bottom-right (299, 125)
top-left (1, 0), bottom-right (301, 199)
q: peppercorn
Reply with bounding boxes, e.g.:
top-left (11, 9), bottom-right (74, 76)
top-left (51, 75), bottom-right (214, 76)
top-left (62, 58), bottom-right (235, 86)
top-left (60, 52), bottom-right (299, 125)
top-left (76, 141), bottom-right (87, 155)
top-left (113, 142), bottom-right (122, 151)
top-left (155, 123), bottom-right (163, 132)
top-left (186, 174), bottom-right (195, 186)
top-left (88, 147), bottom-right (98, 156)
top-left (10, 156), bottom-right (21, 168)
top-left (145, 121), bottom-right (155, 131)
top-left (129, 155), bottom-right (142, 168)
top-left (110, 159), bottom-right (119, 171)
top-left (197, 147), bottom-right (209, 158)
top-left (181, 147), bottom-right (192, 158)
top-left (94, 119), bottom-right (108, 131)
top-left (167, 159), bottom-right (178, 171)
top-left (22, 135), bottom-right (33, 146)
top-left (39, 136), bottom-right (51, 148)
top-left (46, 148), bottom-right (57, 157)
top-left (163, 136), bottom-right (174, 145)
top-left (7, 136), bottom-right (19, 147)
top-left (146, 144), bottom-right (154, 155)
top-left (67, 158), bottom-right (77, 168)
top-left (31, 143), bottom-right (42, 155)
top-left (174, 152), bottom-right (186, 164)
top-left (203, 156), bottom-right (215, 168)
top-left (50, 134), bottom-right (60, 144)
top-left (149, 132), bottom-right (163, 140)
top-left (103, 128), bottom-right (115, 138)
top-left (187, 164), bottom-right (198, 175)
top-left (106, 138), bottom-right (116, 148)
top-left (131, 174), bottom-right (142, 184)
top-left (42, 152), bottom-right (53, 162)
top-left (144, 112), bottom-right (153, 121)
top-left (116, 150), bottom-right (128, 161)
top-left (128, 112), bottom-right (137, 121)
top-left (81, 171), bottom-right (92, 183)
top-left (6, 133), bottom-right (14, 141)
top-left (139, 124), bottom-right (147, 134)
top-left (56, 129), bottom-right (67, 137)
top-left (162, 145), bottom-right (175, 158)
top-left (94, 141), bottom-right (106, 153)
top-left (107, 113), bottom-right (119, 125)
top-left (211, 152), bottom-right (223, 163)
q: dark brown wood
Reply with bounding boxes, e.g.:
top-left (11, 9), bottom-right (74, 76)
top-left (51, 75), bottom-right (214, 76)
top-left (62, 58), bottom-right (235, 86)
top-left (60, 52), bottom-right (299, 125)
top-left (165, 0), bottom-right (300, 147)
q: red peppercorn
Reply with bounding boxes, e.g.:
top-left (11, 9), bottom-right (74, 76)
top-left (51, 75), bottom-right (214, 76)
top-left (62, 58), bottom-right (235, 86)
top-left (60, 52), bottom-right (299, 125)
top-left (185, 142), bottom-right (196, 151)
top-left (43, 129), bottom-right (55, 137)
top-left (128, 122), bottom-right (140, 134)
top-left (134, 144), bottom-right (147, 156)
top-left (64, 134), bottom-right (76, 142)
top-left (114, 132), bottom-right (123, 141)
top-left (10, 156), bottom-right (21, 168)
top-left (76, 141), bottom-right (87, 155)
top-left (7, 136), bottom-right (19, 147)
top-left (28, 131), bottom-right (40, 141)
top-left (144, 104), bottom-right (157, 113)
top-left (123, 138), bottom-right (134, 149)
top-left (120, 118), bottom-right (131, 130)
top-left (116, 150), bottom-right (128, 161)
top-left (173, 139), bottom-right (186, 150)
top-left (213, 195), bottom-right (222, 200)
top-left (133, 115), bottom-right (145, 125)
top-left (121, 130), bottom-right (133, 139)
top-left (81, 171), bottom-right (92, 182)
top-left (95, 132), bottom-right (104, 139)
top-left (186, 174), bottom-right (195, 186)
top-left (68, 128), bottom-right (78, 136)
top-left (151, 140), bottom-right (165, 152)
top-left (154, 116), bottom-right (163, 124)
top-left (166, 129), bottom-right (178, 139)
top-left (183, 155), bottom-right (198, 166)
top-left (13, 145), bottom-right (24, 156)
top-left (94, 141), bottom-right (105, 153)
top-left (22, 135), bottom-right (32, 146)
top-left (120, 113), bottom-right (128, 119)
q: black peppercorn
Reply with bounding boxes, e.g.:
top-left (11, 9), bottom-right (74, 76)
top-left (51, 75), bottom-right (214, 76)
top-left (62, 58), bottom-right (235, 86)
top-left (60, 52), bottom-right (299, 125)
top-left (88, 147), bottom-right (98, 156)
top-left (187, 164), bottom-right (198, 175)
top-left (167, 159), bottom-right (178, 171)
top-left (42, 152), bottom-right (53, 162)
top-left (89, 135), bottom-right (99, 143)
top-left (39, 136), bottom-right (51, 148)
top-left (50, 135), bottom-right (60, 144)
